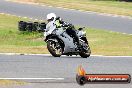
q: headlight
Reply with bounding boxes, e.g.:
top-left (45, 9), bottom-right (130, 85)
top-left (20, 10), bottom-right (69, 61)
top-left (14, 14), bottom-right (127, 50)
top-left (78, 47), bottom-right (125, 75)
top-left (78, 30), bottom-right (86, 37)
top-left (82, 31), bottom-right (86, 36)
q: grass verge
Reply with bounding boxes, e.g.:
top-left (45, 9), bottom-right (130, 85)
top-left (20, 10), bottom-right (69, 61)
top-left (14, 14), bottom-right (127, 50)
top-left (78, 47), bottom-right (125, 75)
top-left (11, 0), bottom-right (132, 17)
top-left (0, 14), bottom-right (132, 56)
top-left (0, 80), bottom-right (27, 86)
top-left (0, 14), bottom-right (48, 54)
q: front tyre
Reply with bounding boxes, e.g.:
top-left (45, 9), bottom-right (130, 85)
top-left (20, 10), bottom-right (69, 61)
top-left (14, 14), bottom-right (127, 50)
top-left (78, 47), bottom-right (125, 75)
top-left (79, 45), bottom-right (91, 58)
top-left (47, 39), bottom-right (63, 57)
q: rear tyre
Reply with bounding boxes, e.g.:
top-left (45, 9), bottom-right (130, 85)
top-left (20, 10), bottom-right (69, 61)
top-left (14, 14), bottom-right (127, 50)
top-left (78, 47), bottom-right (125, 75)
top-left (47, 39), bottom-right (63, 57)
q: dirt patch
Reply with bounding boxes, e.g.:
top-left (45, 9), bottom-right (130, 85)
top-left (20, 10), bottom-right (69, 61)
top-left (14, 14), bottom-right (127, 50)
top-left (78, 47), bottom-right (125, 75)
top-left (13, 0), bottom-right (34, 2)
top-left (8, 0), bottom-right (36, 4)
top-left (0, 80), bottom-right (27, 86)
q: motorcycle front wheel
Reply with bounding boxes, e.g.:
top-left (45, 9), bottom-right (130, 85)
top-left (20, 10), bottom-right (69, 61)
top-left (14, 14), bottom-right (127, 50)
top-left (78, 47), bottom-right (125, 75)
top-left (79, 44), bottom-right (91, 58)
top-left (47, 39), bottom-right (63, 57)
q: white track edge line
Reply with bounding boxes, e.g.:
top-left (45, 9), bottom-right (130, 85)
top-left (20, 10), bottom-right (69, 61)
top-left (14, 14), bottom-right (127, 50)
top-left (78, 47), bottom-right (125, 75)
top-left (0, 53), bottom-right (132, 57)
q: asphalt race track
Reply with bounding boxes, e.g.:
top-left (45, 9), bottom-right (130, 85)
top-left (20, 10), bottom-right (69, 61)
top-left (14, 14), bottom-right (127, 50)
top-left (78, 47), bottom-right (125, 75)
top-left (0, 0), bottom-right (132, 34)
top-left (0, 55), bottom-right (131, 88)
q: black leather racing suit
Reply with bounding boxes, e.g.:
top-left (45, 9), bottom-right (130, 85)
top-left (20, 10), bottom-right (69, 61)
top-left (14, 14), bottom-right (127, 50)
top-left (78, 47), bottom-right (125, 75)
top-left (56, 17), bottom-right (80, 47)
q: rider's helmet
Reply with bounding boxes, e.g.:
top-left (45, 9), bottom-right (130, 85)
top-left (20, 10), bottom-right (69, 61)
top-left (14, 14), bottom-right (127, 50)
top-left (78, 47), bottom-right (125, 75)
top-left (46, 13), bottom-right (56, 22)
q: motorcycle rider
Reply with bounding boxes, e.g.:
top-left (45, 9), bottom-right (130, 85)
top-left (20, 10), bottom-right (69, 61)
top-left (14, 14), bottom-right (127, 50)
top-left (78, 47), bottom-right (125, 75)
top-left (45, 13), bottom-right (81, 50)
top-left (44, 13), bottom-right (57, 36)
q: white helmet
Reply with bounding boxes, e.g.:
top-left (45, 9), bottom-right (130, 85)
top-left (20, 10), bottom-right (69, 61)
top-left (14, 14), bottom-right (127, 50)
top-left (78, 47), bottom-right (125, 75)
top-left (46, 13), bottom-right (56, 20)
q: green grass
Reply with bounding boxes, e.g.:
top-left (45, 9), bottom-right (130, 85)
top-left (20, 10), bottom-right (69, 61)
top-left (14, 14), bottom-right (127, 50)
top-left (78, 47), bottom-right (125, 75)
top-left (87, 28), bottom-right (132, 55)
top-left (16, 0), bottom-right (132, 17)
top-left (0, 14), bottom-right (48, 54)
top-left (0, 14), bottom-right (132, 55)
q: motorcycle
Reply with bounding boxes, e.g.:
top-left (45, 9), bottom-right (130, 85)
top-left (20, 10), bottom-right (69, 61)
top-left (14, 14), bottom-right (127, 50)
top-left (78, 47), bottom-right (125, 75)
top-left (44, 24), bottom-right (91, 58)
